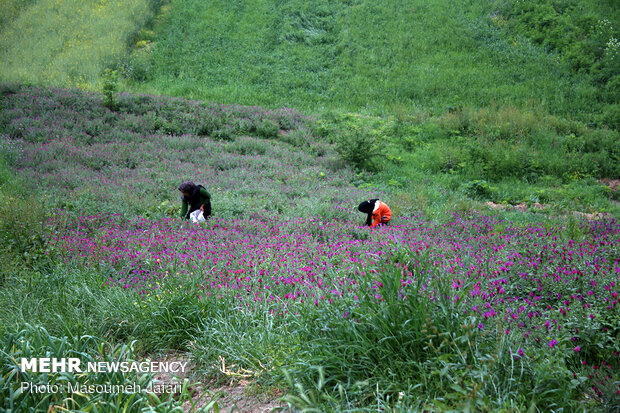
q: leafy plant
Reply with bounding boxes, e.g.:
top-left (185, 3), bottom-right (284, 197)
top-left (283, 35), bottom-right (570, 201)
top-left (334, 125), bottom-right (385, 172)
top-left (461, 179), bottom-right (495, 200)
top-left (102, 69), bottom-right (119, 110)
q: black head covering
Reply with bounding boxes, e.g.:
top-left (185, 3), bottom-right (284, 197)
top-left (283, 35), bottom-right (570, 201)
top-left (179, 181), bottom-right (201, 205)
top-left (358, 199), bottom-right (379, 226)
top-left (178, 181), bottom-right (197, 195)
top-left (358, 199), bottom-right (378, 213)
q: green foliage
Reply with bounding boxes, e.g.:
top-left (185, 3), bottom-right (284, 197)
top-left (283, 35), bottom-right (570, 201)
top-left (601, 103), bottom-right (620, 130)
top-left (0, 0), bottom-right (156, 90)
top-left (462, 179), bottom-right (496, 200)
top-left (0, 192), bottom-right (53, 284)
top-left (255, 118), bottom-right (280, 139)
top-left (321, 111), bottom-right (397, 172)
top-left (334, 126), bottom-right (385, 172)
top-left (498, 0), bottom-right (620, 128)
top-left (135, 293), bottom-right (205, 352)
top-left (393, 105), bottom-right (620, 199)
top-left (126, 0), bottom-right (600, 123)
top-left (0, 0), bottom-right (36, 30)
top-left (275, 260), bottom-right (599, 411)
top-left (102, 69), bottom-right (119, 110)
top-left (0, 325), bottom-right (218, 412)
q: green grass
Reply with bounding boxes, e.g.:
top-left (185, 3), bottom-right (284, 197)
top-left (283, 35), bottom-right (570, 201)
top-left (0, 0), bottom-right (157, 90)
top-left (1, 0), bottom-right (620, 410)
top-left (126, 0), bottom-right (601, 118)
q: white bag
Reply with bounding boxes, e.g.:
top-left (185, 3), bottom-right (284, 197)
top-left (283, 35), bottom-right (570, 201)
top-left (189, 210), bottom-right (205, 223)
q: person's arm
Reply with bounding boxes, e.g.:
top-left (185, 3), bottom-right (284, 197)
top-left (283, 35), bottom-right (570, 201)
top-left (180, 199), bottom-right (189, 219)
top-left (370, 212), bottom-right (381, 228)
top-left (381, 204), bottom-right (392, 223)
top-left (199, 187), bottom-right (211, 203)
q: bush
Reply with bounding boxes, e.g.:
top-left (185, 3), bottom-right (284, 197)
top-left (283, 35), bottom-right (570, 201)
top-left (334, 126), bottom-right (385, 172)
top-left (101, 69), bottom-right (119, 110)
top-left (601, 103), bottom-right (620, 130)
top-left (0, 192), bottom-right (53, 283)
top-left (461, 179), bottom-right (496, 200)
top-left (255, 119), bottom-right (280, 139)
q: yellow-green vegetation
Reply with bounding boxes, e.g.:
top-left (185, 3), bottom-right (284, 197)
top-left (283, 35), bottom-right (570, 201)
top-left (0, 0), bottom-right (36, 29)
top-left (0, 0), bottom-right (153, 89)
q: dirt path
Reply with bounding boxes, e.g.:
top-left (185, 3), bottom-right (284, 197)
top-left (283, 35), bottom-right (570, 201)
top-left (182, 380), bottom-right (285, 413)
top-left (150, 354), bottom-right (287, 412)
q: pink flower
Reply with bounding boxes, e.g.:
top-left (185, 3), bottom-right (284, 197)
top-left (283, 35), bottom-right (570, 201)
top-left (574, 346), bottom-right (580, 352)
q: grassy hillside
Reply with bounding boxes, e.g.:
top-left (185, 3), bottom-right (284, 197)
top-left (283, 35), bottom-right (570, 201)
top-left (123, 0), bottom-right (614, 121)
top-left (1, 0), bottom-right (617, 126)
top-left (118, 0), bottom-right (620, 215)
top-left (1, 0), bottom-right (620, 410)
top-left (0, 0), bottom-right (160, 89)
top-left (1, 83), bottom-right (619, 412)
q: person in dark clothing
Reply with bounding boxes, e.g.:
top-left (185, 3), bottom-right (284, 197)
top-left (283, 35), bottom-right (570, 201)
top-left (358, 199), bottom-right (392, 227)
top-left (178, 181), bottom-right (211, 221)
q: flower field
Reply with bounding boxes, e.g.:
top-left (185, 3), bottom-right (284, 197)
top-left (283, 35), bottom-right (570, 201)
top-left (51, 212), bottom-right (619, 330)
top-left (1, 84), bottom-right (619, 411)
top-left (45, 205), bottom-right (620, 409)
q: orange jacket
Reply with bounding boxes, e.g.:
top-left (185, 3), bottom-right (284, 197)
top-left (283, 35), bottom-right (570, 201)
top-left (370, 201), bottom-right (392, 227)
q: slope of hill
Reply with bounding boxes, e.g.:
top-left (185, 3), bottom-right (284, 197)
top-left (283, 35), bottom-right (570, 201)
top-left (1, 83), bottom-right (619, 412)
top-left (118, 0), bottom-right (620, 216)
top-left (0, 0), bottom-right (158, 89)
top-left (1, 0), bottom-right (620, 410)
top-left (123, 0), bottom-right (616, 123)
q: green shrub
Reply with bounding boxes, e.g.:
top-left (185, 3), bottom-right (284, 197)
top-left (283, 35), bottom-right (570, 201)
top-left (462, 179), bottom-right (496, 200)
top-left (212, 125), bottom-right (235, 141)
top-left (601, 103), bottom-right (620, 130)
top-left (101, 69), bottom-right (119, 110)
top-left (197, 115), bottom-right (222, 137)
top-left (255, 119), bottom-right (280, 139)
top-left (334, 126), bottom-right (384, 172)
top-left (280, 128), bottom-right (312, 148)
top-left (119, 46), bottom-right (153, 82)
top-left (0, 193), bottom-right (52, 282)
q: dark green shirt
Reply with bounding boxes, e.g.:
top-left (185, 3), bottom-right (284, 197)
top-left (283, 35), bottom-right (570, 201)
top-left (180, 187), bottom-right (211, 218)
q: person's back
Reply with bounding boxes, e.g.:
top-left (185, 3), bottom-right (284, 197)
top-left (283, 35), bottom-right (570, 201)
top-left (358, 199), bottom-right (391, 227)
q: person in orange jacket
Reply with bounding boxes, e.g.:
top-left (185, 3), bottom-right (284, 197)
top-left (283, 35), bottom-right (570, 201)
top-left (358, 199), bottom-right (392, 227)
